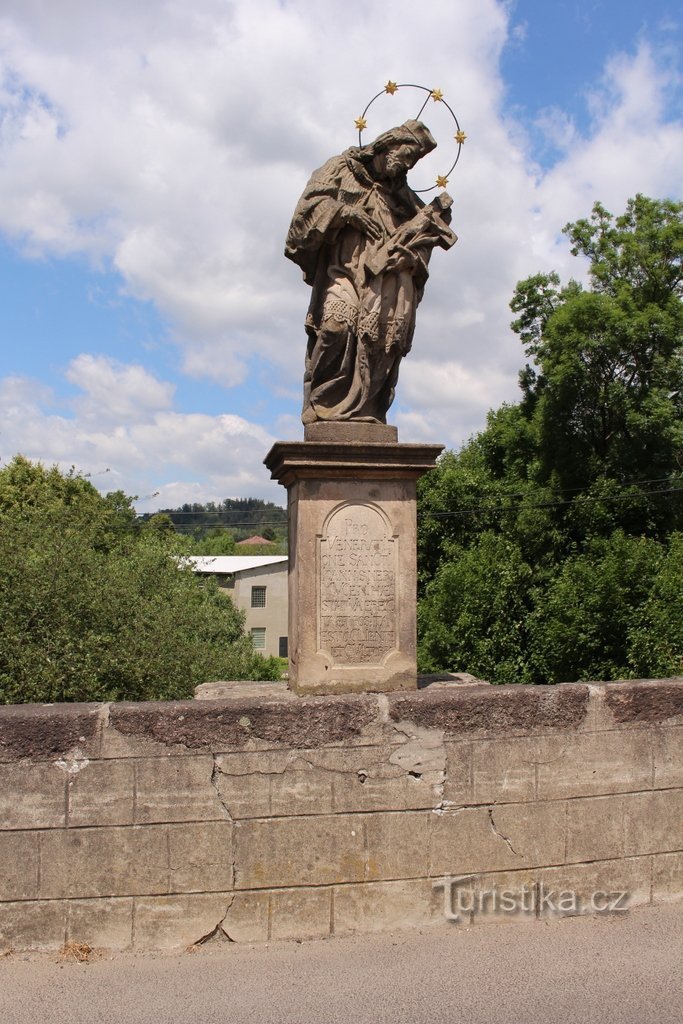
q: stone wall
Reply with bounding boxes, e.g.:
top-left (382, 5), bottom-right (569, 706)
top-left (0, 679), bottom-right (681, 951)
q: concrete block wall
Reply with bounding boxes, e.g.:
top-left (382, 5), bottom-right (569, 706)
top-left (0, 679), bottom-right (681, 951)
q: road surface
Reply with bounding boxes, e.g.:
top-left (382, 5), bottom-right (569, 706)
top-left (1, 904), bottom-right (681, 1024)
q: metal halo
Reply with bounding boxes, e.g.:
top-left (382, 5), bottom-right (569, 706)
top-left (355, 82), bottom-right (465, 193)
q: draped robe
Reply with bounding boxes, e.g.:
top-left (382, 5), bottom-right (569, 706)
top-left (285, 149), bottom-right (432, 423)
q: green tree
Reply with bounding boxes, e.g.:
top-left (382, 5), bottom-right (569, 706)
top-left (0, 456), bottom-right (280, 704)
top-left (418, 195), bottom-right (683, 684)
top-left (418, 533), bottom-right (534, 683)
top-left (193, 528), bottom-right (237, 555)
top-left (527, 532), bottom-right (662, 683)
top-left (627, 531), bottom-right (683, 678)
top-left (510, 195), bottom-right (683, 531)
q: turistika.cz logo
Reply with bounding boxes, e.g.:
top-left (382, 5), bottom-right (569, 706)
top-left (432, 876), bottom-right (630, 923)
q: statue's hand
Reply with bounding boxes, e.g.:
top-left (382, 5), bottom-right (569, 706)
top-left (341, 206), bottom-right (382, 241)
top-left (384, 244), bottom-right (418, 273)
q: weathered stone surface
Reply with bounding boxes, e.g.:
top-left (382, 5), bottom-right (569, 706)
top-left (431, 802), bottom-right (566, 876)
top-left (538, 856), bottom-right (651, 917)
top-left (304, 422), bottom-right (398, 444)
top-left (40, 825), bottom-right (170, 898)
top-left (215, 751), bottom-right (293, 775)
top-left (333, 879), bottom-right (440, 935)
top-left (214, 771), bottom-right (271, 819)
top-left (365, 811), bottom-right (431, 881)
top-left (221, 890), bottom-right (270, 942)
top-left (68, 759), bottom-right (134, 827)
top-left (135, 755), bottom-right (227, 823)
top-left (0, 762), bottom-right (66, 829)
top-left (623, 789), bottom-right (683, 856)
top-left (168, 821), bottom-right (233, 892)
top-left (332, 761), bottom-right (438, 814)
top-left (653, 727), bottom-right (683, 789)
top-left (467, 868), bottom-right (539, 926)
top-left (0, 832), bottom-right (40, 900)
top-left (601, 678), bottom-right (683, 726)
top-left (270, 887), bottom-right (331, 941)
top-left (442, 741), bottom-right (472, 805)
top-left (194, 680), bottom-right (291, 700)
top-left (0, 703), bottom-right (101, 762)
top-left (266, 429), bottom-right (444, 698)
top-left (67, 897), bottom-right (133, 949)
top-left (471, 737), bottom-right (536, 803)
top-left (566, 795), bottom-right (625, 863)
top-left (0, 900), bottom-right (66, 951)
top-left (269, 764), bottom-right (334, 817)
top-left (285, 120), bottom-right (455, 426)
top-left (652, 852), bottom-right (683, 903)
top-left (110, 696), bottom-right (377, 751)
top-left (535, 730), bottom-right (653, 799)
top-left (266, 463), bottom-right (441, 696)
top-left (133, 893), bottom-right (231, 948)
top-left (215, 745), bottom-right (440, 818)
top-left (235, 814), bottom-right (366, 889)
top-left (0, 682), bottom-right (681, 953)
top-left (388, 684), bottom-right (590, 737)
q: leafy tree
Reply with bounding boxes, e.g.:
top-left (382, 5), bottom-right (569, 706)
top-left (193, 528), bottom-right (237, 555)
top-left (627, 531), bottom-right (683, 677)
top-left (418, 533), bottom-right (534, 684)
top-left (510, 196), bottom-right (683, 526)
top-left (418, 196), bottom-right (683, 683)
top-left (0, 456), bottom-right (280, 704)
top-left (527, 532), bottom-right (662, 683)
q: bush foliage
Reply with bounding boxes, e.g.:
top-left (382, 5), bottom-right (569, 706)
top-left (0, 457), bottom-right (280, 703)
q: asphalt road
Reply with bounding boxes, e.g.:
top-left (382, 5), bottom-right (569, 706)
top-left (1, 904), bottom-right (681, 1024)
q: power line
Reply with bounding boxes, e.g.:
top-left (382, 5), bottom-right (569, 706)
top-left (419, 485), bottom-right (683, 520)
top-left (147, 519), bottom-right (288, 531)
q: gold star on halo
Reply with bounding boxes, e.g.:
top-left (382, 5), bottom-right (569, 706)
top-left (455, 130), bottom-right (467, 144)
top-left (384, 80), bottom-right (399, 95)
top-left (436, 175), bottom-right (449, 188)
top-left (431, 88), bottom-right (444, 102)
top-left (355, 116), bottom-right (368, 131)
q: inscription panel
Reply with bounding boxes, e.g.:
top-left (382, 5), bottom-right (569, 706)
top-left (318, 503), bottom-right (397, 665)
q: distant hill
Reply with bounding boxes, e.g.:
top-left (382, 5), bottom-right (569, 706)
top-left (140, 497), bottom-right (287, 542)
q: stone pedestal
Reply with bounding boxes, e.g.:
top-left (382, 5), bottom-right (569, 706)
top-left (264, 426), bottom-right (442, 695)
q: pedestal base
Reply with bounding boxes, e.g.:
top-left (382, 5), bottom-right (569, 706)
top-left (264, 434), bottom-right (443, 695)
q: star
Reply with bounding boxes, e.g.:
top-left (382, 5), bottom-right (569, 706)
top-left (431, 88), bottom-right (444, 102)
top-left (436, 175), bottom-right (449, 188)
top-left (384, 81), bottom-right (399, 95)
top-left (355, 116), bottom-right (368, 131)
top-left (455, 130), bottom-right (467, 144)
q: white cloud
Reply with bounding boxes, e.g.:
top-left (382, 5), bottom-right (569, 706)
top-left (0, 1), bottom-right (680, 500)
top-left (66, 354), bottom-right (174, 423)
top-left (0, 358), bottom-right (279, 506)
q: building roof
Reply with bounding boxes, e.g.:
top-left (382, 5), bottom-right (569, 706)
top-left (235, 535), bottom-right (274, 546)
top-left (185, 555), bottom-right (288, 575)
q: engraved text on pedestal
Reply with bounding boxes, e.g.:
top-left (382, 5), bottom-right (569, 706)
top-left (318, 503), bottom-right (397, 664)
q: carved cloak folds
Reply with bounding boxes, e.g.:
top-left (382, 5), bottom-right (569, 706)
top-left (285, 148), bottom-right (433, 424)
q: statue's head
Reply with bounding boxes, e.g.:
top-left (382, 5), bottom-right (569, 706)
top-left (360, 120), bottom-right (437, 180)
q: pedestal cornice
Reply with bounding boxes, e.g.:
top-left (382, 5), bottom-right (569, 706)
top-left (264, 440), bottom-right (444, 487)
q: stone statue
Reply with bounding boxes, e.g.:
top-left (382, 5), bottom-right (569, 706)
top-left (285, 120), bottom-right (457, 425)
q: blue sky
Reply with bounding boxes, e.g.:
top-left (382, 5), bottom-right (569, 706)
top-left (0, 0), bottom-right (681, 508)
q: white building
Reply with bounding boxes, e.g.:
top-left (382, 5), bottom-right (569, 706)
top-left (187, 555), bottom-right (288, 659)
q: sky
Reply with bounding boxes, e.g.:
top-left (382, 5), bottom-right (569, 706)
top-left (0, 0), bottom-right (681, 510)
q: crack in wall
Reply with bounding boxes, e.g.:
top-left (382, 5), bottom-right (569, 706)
top-left (488, 807), bottom-right (519, 856)
top-left (193, 897), bottom-right (236, 945)
top-left (210, 755), bottom-right (234, 822)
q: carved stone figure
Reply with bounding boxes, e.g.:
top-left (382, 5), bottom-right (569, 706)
top-left (285, 120), bottom-right (457, 425)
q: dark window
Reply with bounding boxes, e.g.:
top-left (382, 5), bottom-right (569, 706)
top-left (251, 586), bottom-right (266, 608)
top-left (278, 636), bottom-right (288, 658)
